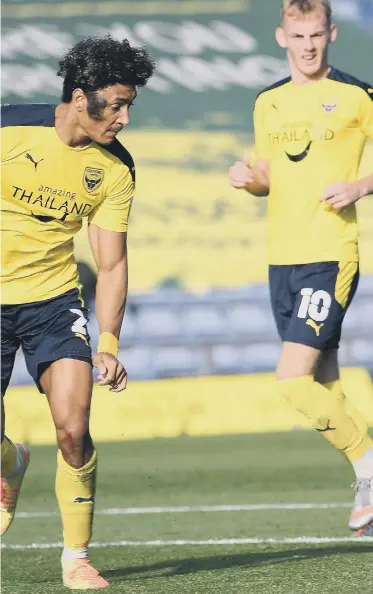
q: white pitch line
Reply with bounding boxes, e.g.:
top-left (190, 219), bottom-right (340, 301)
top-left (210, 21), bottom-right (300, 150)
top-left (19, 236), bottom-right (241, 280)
top-left (2, 536), bottom-right (373, 550)
top-left (16, 502), bottom-right (351, 519)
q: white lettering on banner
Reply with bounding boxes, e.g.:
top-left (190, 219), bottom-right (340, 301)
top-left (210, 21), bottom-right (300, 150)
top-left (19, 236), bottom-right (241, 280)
top-left (1, 21), bottom-right (258, 58)
top-left (133, 20), bottom-right (258, 53)
top-left (157, 58), bottom-right (228, 91)
top-left (77, 23), bottom-right (141, 46)
top-left (77, 20), bottom-right (257, 53)
top-left (1, 25), bottom-right (73, 59)
top-left (153, 56), bottom-right (288, 91)
top-left (1, 21), bottom-right (258, 59)
top-left (1, 20), bottom-right (289, 97)
top-left (1, 57), bottom-right (288, 97)
top-left (2, 64), bottom-right (62, 98)
top-left (210, 21), bottom-right (258, 52)
top-left (146, 74), bottom-right (173, 93)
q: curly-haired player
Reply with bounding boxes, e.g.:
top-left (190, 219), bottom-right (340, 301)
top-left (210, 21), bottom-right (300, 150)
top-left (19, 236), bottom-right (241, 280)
top-left (1, 36), bottom-right (155, 589)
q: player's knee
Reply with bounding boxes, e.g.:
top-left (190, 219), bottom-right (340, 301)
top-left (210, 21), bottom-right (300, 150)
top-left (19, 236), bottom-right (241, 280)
top-left (276, 342), bottom-right (321, 381)
top-left (55, 417), bottom-right (90, 456)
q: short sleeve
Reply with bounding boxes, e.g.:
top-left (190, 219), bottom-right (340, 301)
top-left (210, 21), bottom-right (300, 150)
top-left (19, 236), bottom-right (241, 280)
top-left (88, 166), bottom-right (135, 232)
top-left (360, 87), bottom-right (373, 141)
top-left (253, 96), bottom-right (269, 161)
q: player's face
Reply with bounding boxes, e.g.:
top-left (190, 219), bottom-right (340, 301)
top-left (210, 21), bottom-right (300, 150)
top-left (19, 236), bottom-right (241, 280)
top-left (79, 85), bottom-right (136, 145)
top-left (276, 11), bottom-right (337, 79)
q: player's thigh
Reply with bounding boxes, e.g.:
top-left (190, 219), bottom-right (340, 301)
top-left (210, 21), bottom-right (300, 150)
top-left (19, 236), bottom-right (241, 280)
top-left (268, 265), bottom-right (294, 339)
top-left (20, 288), bottom-right (93, 395)
top-left (276, 341), bottom-right (322, 380)
top-left (277, 335), bottom-right (340, 381)
top-left (40, 358), bottom-right (93, 465)
top-left (285, 261), bottom-right (359, 352)
top-left (40, 358), bottom-right (93, 436)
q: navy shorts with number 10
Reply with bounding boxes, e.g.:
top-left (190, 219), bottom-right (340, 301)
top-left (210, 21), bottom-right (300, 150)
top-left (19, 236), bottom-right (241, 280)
top-left (1, 289), bottom-right (92, 394)
top-left (269, 261), bottom-right (359, 350)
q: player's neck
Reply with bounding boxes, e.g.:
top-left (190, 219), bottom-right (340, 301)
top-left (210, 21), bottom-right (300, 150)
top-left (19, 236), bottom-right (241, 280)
top-left (289, 62), bottom-right (331, 86)
top-left (55, 103), bottom-right (92, 148)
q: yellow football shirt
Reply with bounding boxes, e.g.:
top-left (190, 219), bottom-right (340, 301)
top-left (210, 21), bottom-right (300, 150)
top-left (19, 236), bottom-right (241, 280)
top-left (253, 67), bottom-right (373, 265)
top-left (1, 104), bottom-right (135, 304)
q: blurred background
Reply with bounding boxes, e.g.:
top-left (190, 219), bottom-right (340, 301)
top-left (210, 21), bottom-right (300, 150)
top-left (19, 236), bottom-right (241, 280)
top-left (2, 0), bottom-right (373, 441)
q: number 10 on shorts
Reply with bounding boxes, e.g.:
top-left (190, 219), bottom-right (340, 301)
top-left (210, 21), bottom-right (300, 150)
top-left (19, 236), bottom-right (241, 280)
top-left (297, 288), bottom-right (332, 322)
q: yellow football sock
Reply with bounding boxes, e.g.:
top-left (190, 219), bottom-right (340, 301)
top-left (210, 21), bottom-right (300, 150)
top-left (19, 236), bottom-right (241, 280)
top-left (56, 449), bottom-right (97, 551)
top-left (278, 376), bottom-right (373, 462)
top-left (1, 436), bottom-right (18, 477)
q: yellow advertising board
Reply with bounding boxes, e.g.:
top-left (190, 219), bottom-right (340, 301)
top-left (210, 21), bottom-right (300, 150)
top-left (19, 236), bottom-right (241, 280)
top-left (6, 368), bottom-right (373, 445)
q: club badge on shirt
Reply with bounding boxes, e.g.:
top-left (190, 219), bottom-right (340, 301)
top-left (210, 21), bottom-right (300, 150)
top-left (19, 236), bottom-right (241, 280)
top-left (83, 167), bottom-right (104, 193)
top-left (322, 102), bottom-right (338, 113)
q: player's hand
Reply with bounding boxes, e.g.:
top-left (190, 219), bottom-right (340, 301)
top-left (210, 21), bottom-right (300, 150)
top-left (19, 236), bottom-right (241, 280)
top-left (229, 159), bottom-right (254, 188)
top-left (92, 352), bottom-right (128, 392)
top-left (320, 182), bottom-right (362, 210)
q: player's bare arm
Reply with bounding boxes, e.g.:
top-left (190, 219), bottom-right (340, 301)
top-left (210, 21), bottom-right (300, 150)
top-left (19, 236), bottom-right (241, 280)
top-left (89, 224), bottom-right (129, 392)
top-left (320, 174), bottom-right (373, 210)
top-left (229, 158), bottom-right (270, 196)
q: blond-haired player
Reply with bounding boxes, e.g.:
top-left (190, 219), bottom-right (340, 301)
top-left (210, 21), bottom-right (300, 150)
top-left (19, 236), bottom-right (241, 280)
top-left (229, 0), bottom-right (373, 536)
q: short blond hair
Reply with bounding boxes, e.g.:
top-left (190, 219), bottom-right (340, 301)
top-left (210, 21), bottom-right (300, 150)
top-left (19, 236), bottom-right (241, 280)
top-left (281, 0), bottom-right (332, 26)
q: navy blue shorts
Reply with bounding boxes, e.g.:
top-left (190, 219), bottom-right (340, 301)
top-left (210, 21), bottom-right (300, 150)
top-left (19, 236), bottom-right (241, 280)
top-left (1, 289), bottom-right (92, 394)
top-left (269, 261), bottom-right (359, 351)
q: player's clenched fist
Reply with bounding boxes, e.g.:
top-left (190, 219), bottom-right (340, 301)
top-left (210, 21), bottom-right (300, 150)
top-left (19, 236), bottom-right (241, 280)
top-left (93, 352), bottom-right (128, 392)
top-left (229, 159), bottom-right (254, 188)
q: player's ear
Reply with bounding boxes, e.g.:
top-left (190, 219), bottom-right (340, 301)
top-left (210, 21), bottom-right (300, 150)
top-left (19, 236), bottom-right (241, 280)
top-left (72, 88), bottom-right (86, 112)
top-left (275, 27), bottom-right (287, 49)
top-left (329, 23), bottom-right (338, 44)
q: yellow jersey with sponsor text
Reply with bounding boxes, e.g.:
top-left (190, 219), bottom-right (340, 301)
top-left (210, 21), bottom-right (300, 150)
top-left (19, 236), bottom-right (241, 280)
top-left (1, 104), bottom-right (135, 304)
top-left (253, 67), bottom-right (373, 265)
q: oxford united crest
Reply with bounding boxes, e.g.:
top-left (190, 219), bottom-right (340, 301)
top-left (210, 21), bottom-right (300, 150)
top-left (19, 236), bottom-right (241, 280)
top-left (83, 167), bottom-right (104, 193)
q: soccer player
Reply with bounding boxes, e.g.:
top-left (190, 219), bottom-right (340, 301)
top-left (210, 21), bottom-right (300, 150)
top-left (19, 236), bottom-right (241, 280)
top-left (229, 0), bottom-right (373, 536)
top-left (1, 36), bottom-right (155, 588)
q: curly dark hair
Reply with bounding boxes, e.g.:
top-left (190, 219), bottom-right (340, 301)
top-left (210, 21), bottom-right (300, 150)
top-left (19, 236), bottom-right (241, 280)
top-left (57, 36), bottom-right (155, 103)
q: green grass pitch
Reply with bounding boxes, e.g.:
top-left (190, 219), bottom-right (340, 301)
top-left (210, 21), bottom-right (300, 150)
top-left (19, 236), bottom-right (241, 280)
top-left (2, 432), bottom-right (373, 593)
